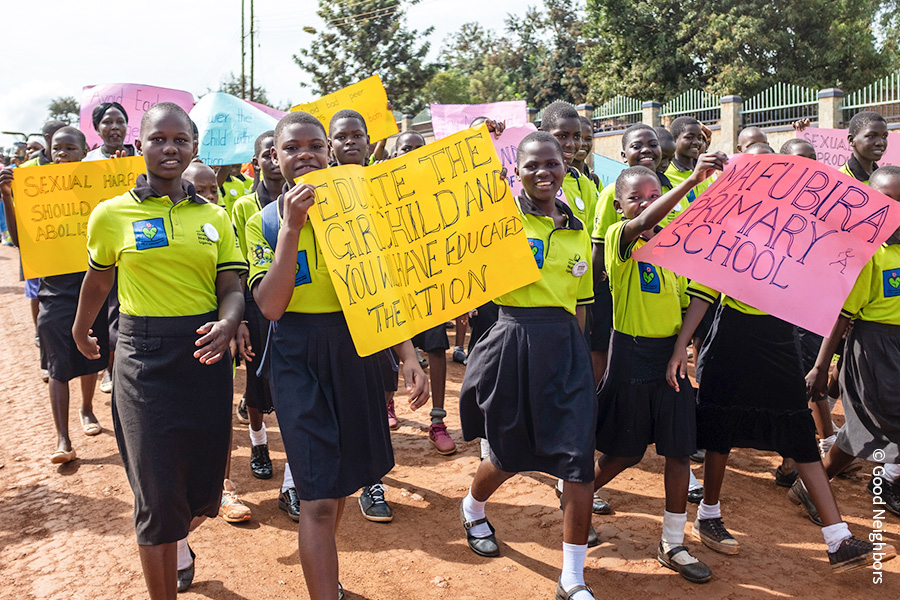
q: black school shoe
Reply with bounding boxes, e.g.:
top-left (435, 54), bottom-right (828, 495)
top-left (176, 545), bottom-right (196, 593)
top-left (692, 517), bottom-right (740, 555)
top-left (828, 536), bottom-right (897, 573)
top-left (787, 479), bottom-right (823, 526)
top-left (250, 444), bottom-right (273, 479)
top-left (867, 474), bottom-right (900, 517)
top-left (359, 483), bottom-right (393, 522)
top-left (459, 502), bottom-right (499, 557)
top-left (278, 488), bottom-right (300, 522)
top-left (657, 542), bottom-right (712, 583)
top-left (687, 486), bottom-right (704, 504)
top-left (774, 465), bottom-right (799, 488)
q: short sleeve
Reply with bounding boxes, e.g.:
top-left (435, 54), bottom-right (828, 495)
top-left (86, 201), bottom-right (117, 271)
top-left (592, 187), bottom-right (619, 244)
top-left (215, 208), bottom-right (248, 274)
top-left (678, 275), bottom-right (691, 311)
top-left (686, 281), bottom-right (719, 305)
top-left (230, 195), bottom-right (252, 258)
top-left (245, 211), bottom-right (273, 290)
top-left (840, 259), bottom-right (875, 319)
top-left (576, 230), bottom-right (594, 306)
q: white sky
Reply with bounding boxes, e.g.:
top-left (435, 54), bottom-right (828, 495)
top-left (0, 0), bottom-right (528, 148)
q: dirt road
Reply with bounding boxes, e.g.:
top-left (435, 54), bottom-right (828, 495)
top-left (0, 244), bottom-right (896, 599)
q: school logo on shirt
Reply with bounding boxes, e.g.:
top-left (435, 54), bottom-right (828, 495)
top-left (883, 269), bottom-right (900, 298)
top-left (295, 250), bottom-right (312, 286)
top-left (528, 238), bottom-right (544, 268)
top-left (132, 218), bottom-right (168, 250)
top-left (638, 262), bottom-right (661, 294)
top-left (252, 243), bottom-right (273, 267)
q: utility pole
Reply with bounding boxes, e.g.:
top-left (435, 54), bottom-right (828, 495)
top-left (250, 0), bottom-right (255, 102)
top-left (241, 0), bottom-right (246, 99)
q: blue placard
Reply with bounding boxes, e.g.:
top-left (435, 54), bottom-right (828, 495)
top-left (190, 92), bottom-right (279, 166)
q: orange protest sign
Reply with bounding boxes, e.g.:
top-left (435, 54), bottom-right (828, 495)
top-left (290, 75), bottom-right (398, 142)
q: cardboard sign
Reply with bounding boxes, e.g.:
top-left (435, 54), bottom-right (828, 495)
top-left (290, 75), bottom-right (398, 142)
top-left (798, 127), bottom-right (900, 169)
top-left (12, 157), bottom-right (146, 278)
top-left (300, 124), bottom-right (541, 355)
top-left (80, 83), bottom-right (195, 149)
top-left (593, 154), bottom-right (628, 188)
top-left (490, 124), bottom-right (537, 198)
top-left (430, 101), bottom-right (528, 140)
top-left (190, 92), bottom-right (278, 166)
top-left (633, 153), bottom-right (900, 336)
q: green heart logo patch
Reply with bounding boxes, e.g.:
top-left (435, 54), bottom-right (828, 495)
top-left (890, 276), bottom-right (900, 289)
top-left (142, 225), bottom-right (158, 239)
top-left (642, 271), bottom-right (655, 284)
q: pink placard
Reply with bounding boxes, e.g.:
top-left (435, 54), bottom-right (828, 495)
top-left (798, 127), bottom-right (900, 169)
top-left (79, 83), bottom-right (195, 149)
top-left (430, 101), bottom-right (528, 140)
top-left (489, 124), bottom-right (537, 198)
top-left (633, 153), bottom-right (900, 336)
top-left (245, 100), bottom-right (288, 120)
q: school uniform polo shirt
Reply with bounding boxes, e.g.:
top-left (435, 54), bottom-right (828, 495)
top-left (686, 281), bottom-right (767, 316)
top-left (86, 174), bottom-right (247, 317)
top-left (561, 168), bottom-right (599, 238)
top-left (605, 220), bottom-right (686, 338)
top-left (245, 191), bottom-right (342, 314)
top-left (219, 174), bottom-right (254, 215)
top-left (230, 183), bottom-right (275, 258)
top-left (664, 163), bottom-right (712, 224)
top-left (840, 241), bottom-right (900, 325)
top-left (839, 155), bottom-right (876, 185)
top-left (494, 196), bottom-right (593, 316)
top-left (20, 152), bottom-right (49, 168)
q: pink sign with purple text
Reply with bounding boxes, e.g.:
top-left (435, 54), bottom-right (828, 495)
top-left (633, 153), bottom-right (900, 336)
top-left (80, 83), bottom-right (195, 150)
top-left (798, 127), bottom-right (900, 169)
top-left (430, 101), bottom-right (528, 140)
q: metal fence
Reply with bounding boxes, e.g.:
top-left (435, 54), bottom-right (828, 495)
top-left (742, 83), bottom-right (817, 128)
top-left (661, 89), bottom-right (720, 125)
top-left (842, 72), bottom-right (900, 126)
top-left (591, 96), bottom-right (642, 132)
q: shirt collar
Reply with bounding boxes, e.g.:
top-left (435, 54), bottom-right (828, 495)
top-left (656, 170), bottom-right (672, 190)
top-left (517, 193), bottom-right (584, 231)
top-left (847, 154), bottom-right (877, 182)
top-left (256, 180), bottom-right (274, 208)
top-left (131, 173), bottom-right (204, 204)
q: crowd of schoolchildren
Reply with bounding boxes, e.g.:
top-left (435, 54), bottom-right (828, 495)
top-left (0, 93), bottom-right (898, 600)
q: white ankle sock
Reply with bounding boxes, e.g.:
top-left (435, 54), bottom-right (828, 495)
top-left (249, 422), bottom-right (267, 446)
top-left (818, 434), bottom-right (836, 457)
top-left (697, 501), bottom-right (721, 521)
top-left (882, 463), bottom-right (900, 483)
top-left (661, 511), bottom-right (698, 563)
top-left (822, 522), bottom-right (852, 553)
top-left (281, 462), bottom-right (294, 493)
top-left (560, 542), bottom-right (592, 599)
top-left (176, 537), bottom-right (192, 570)
top-left (688, 470), bottom-right (703, 491)
top-left (462, 492), bottom-right (492, 538)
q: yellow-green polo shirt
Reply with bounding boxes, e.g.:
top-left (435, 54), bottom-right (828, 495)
top-left (86, 175), bottom-right (247, 317)
top-left (561, 168), bottom-right (599, 236)
top-left (840, 242), bottom-right (900, 325)
top-left (839, 155), bottom-right (875, 185)
top-left (20, 154), bottom-right (47, 168)
top-left (664, 164), bottom-right (712, 224)
top-left (230, 183), bottom-right (275, 258)
top-left (605, 220), bottom-right (685, 338)
top-left (686, 281), bottom-right (766, 316)
top-left (245, 198), bottom-right (342, 314)
top-left (494, 196), bottom-right (593, 315)
top-left (219, 174), bottom-right (254, 215)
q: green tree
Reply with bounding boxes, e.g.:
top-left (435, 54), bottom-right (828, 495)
top-left (47, 96), bottom-right (79, 124)
top-left (584, 0), bottom-right (898, 103)
top-left (294, 0), bottom-right (437, 114)
top-left (218, 72), bottom-right (271, 106)
top-left (421, 70), bottom-right (472, 105)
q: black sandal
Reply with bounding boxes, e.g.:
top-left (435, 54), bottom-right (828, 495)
top-left (459, 502), bottom-right (499, 557)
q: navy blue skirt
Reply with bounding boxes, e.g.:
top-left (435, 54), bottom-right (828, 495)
top-left (459, 306), bottom-right (597, 482)
top-left (270, 312), bottom-right (393, 500)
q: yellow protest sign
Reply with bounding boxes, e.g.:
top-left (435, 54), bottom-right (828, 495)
top-left (12, 156), bottom-right (145, 278)
top-left (290, 75), bottom-right (399, 142)
top-left (301, 124), bottom-right (540, 356)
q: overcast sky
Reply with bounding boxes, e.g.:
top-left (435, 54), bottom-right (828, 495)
top-left (0, 0), bottom-right (527, 147)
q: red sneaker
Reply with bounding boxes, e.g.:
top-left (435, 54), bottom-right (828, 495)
top-left (386, 399), bottom-right (400, 430)
top-left (428, 423), bottom-right (457, 455)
